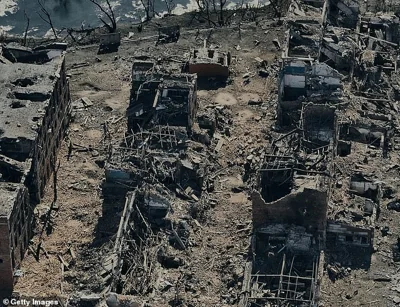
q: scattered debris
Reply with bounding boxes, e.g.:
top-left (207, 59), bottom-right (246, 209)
top-left (387, 200), bottom-right (400, 212)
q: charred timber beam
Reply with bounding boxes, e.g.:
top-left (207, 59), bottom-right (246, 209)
top-left (259, 168), bottom-right (293, 172)
top-left (356, 33), bottom-right (398, 47)
top-left (251, 274), bottom-right (315, 280)
top-left (293, 168), bottom-right (331, 176)
top-left (248, 296), bottom-right (312, 303)
top-left (273, 128), bottom-right (301, 144)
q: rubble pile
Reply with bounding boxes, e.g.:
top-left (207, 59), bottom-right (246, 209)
top-left (90, 54), bottom-right (237, 301)
top-left (240, 0), bottom-right (400, 306)
top-left (5, 0), bottom-right (400, 305)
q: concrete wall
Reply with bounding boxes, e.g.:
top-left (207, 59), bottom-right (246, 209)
top-left (188, 80), bottom-right (197, 132)
top-left (349, 176), bottom-right (381, 202)
top-left (311, 63), bottom-right (342, 87)
top-left (312, 63), bottom-right (341, 77)
top-left (284, 74), bottom-right (306, 88)
top-left (100, 33), bottom-right (121, 45)
top-left (0, 138), bottom-right (34, 162)
top-left (130, 61), bottom-right (155, 97)
top-left (188, 63), bottom-right (229, 78)
top-left (9, 187), bottom-right (31, 269)
top-left (326, 221), bottom-right (373, 247)
top-left (347, 126), bottom-right (384, 146)
top-left (252, 188), bottom-right (328, 232)
top-left (303, 104), bottom-right (337, 146)
top-left (320, 44), bottom-right (350, 70)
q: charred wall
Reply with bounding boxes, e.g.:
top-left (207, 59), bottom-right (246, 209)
top-left (188, 48), bottom-right (230, 78)
top-left (29, 59), bottom-right (71, 201)
top-left (127, 74), bottom-right (197, 133)
top-left (0, 183), bottom-right (31, 294)
top-left (326, 221), bottom-right (373, 248)
top-left (252, 188), bottom-right (328, 231)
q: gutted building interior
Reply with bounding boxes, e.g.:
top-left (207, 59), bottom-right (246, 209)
top-left (127, 61), bottom-right (198, 133)
top-left (3, 0), bottom-right (400, 304)
top-left (238, 0), bottom-right (400, 304)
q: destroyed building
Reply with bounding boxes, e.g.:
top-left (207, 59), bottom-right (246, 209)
top-left (98, 32), bottom-right (121, 54)
top-left (301, 103), bottom-right (338, 150)
top-left (97, 56), bottom-right (212, 298)
top-left (111, 59), bottom-right (204, 196)
top-left (8, 0), bottom-right (400, 303)
top-left (105, 126), bottom-right (198, 190)
top-left (359, 15), bottom-right (400, 44)
top-left (325, 0), bottom-right (359, 29)
top-left (0, 46), bottom-right (70, 294)
top-left (187, 46), bottom-right (231, 78)
top-left (130, 59), bottom-right (155, 97)
top-left (239, 0), bottom-right (400, 303)
top-left (1, 42), bottom-right (67, 64)
top-left (127, 65), bottom-right (197, 133)
top-left (243, 162), bottom-right (328, 306)
top-left (157, 25), bottom-right (180, 44)
top-left (285, 19), bottom-right (322, 60)
top-left (243, 93), bottom-right (375, 306)
top-left (277, 60), bottom-right (343, 126)
top-left (105, 127), bottom-right (207, 197)
top-left (239, 116), bottom-right (332, 305)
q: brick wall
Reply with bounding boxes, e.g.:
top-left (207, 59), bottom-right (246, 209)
top-left (188, 63), bottom-right (229, 78)
top-left (30, 59), bottom-right (70, 202)
top-left (0, 218), bottom-right (13, 292)
top-left (0, 184), bottom-right (32, 293)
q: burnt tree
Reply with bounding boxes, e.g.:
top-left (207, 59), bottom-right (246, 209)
top-left (217, 0), bottom-right (227, 25)
top-left (195, 0), bottom-right (217, 26)
top-left (164, 0), bottom-right (176, 15)
top-left (194, 0), bottom-right (229, 26)
top-left (88, 0), bottom-right (117, 33)
top-left (23, 10), bottom-right (30, 46)
top-left (37, 0), bottom-right (58, 39)
top-left (140, 0), bottom-right (156, 21)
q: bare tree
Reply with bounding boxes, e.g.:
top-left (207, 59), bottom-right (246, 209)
top-left (88, 0), bottom-right (117, 33)
top-left (37, 0), bottom-right (58, 39)
top-left (195, 0), bottom-right (231, 26)
top-left (236, 0), bottom-right (246, 39)
top-left (246, 0), bottom-right (262, 23)
top-left (217, 0), bottom-right (227, 25)
top-left (164, 0), bottom-right (176, 15)
top-left (140, 0), bottom-right (156, 21)
top-left (23, 10), bottom-right (30, 46)
top-left (270, 0), bottom-right (286, 21)
top-left (195, 0), bottom-right (217, 26)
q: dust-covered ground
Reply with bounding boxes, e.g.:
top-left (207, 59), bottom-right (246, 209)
top-left (13, 20), bottom-right (285, 306)
top-left (11, 5), bottom-right (400, 307)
